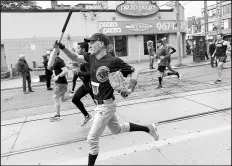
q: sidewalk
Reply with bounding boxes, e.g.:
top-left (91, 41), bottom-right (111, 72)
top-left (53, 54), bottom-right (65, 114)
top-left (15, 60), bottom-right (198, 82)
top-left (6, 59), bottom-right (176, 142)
top-left (1, 55), bottom-right (231, 91)
top-left (1, 86), bottom-right (231, 164)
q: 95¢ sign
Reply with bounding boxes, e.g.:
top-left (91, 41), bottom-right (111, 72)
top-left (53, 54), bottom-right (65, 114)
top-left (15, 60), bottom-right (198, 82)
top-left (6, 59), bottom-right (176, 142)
top-left (99, 21), bottom-right (187, 36)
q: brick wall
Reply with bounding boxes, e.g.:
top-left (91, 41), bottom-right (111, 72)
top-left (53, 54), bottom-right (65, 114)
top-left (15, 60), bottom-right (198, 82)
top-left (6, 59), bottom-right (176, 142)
top-left (2, 36), bottom-right (85, 76)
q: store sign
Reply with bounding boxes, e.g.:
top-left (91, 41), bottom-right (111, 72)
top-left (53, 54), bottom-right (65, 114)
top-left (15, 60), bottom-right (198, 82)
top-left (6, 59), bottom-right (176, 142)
top-left (116, 1), bottom-right (159, 17)
top-left (99, 21), bottom-right (187, 36)
top-left (125, 23), bottom-right (153, 32)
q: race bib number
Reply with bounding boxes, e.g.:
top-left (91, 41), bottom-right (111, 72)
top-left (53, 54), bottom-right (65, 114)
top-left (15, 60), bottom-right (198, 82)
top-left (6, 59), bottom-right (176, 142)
top-left (91, 81), bottom-right (100, 95)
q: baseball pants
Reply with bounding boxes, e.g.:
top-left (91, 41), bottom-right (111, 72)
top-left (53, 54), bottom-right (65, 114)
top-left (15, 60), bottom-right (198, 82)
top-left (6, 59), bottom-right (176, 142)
top-left (87, 99), bottom-right (130, 155)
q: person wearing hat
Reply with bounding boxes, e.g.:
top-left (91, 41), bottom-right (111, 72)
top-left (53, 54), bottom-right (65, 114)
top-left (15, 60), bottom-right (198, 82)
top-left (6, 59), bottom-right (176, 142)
top-left (17, 54), bottom-right (34, 94)
top-left (155, 39), bottom-right (179, 89)
top-left (53, 33), bottom-right (159, 166)
top-left (147, 40), bottom-right (155, 69)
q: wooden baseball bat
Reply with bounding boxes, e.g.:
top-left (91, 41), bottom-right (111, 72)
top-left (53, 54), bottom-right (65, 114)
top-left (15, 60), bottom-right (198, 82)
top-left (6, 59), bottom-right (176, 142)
top-left (48, 10), bottom-right (73, 69)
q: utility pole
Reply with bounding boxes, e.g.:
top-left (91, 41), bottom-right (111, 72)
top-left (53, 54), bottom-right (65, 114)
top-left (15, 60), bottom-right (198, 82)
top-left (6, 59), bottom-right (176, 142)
top-left (204, 1), bottom-right (208, 37)
top-left (216, 1), bottom-right (222, 34)
top-left (176, 1), bottom-right (182, 66)
top-left (219, 1), bottom-right (222, 34)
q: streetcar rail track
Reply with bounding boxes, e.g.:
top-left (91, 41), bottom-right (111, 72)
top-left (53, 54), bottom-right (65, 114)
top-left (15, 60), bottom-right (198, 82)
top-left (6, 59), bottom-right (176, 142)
top-left (1, 107), bottom-right (231, 158)
top-left (1, 86), bottom-right (230, 126)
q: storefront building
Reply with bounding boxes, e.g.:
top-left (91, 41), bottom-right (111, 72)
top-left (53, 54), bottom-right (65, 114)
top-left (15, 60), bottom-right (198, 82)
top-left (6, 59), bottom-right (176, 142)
top-left (1, 1), bottom-right (187, 77)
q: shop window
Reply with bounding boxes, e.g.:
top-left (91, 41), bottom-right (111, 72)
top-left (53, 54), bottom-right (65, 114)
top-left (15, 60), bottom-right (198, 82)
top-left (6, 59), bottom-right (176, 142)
top-left (115, 36), bottom-right (127, 57)
top-left (143, 35), bottom-right (156, 55)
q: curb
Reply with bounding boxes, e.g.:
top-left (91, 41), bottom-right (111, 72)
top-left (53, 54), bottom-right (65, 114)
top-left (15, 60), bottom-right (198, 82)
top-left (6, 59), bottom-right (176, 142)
top-left (1, 60), bottom-right (231, 91)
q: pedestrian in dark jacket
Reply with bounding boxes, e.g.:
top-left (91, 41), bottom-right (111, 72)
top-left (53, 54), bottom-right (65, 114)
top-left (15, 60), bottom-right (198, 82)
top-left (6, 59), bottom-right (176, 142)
top-left (17, 54), bottom-right (34, 94)
top-left (43, 53), bottom-right (53, 90)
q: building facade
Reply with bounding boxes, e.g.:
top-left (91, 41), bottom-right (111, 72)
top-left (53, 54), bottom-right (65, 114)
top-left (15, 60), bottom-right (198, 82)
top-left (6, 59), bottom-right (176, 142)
top-left (201, 1), bottom-right (231, 41)
top-left (1, 1), bottom-right (187, 77)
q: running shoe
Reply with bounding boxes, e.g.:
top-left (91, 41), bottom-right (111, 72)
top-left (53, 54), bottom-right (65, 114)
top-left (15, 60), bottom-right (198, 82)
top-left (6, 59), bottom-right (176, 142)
top-left (176, 72), bottom-right (181, 80)
top-left (147, 123), bottom-right (159, 141)
top-left (50, 115), bottom-right (62, 122)
top-left (81, 115), bottom-right (93, 127)
top-left (156, 84), bottom-right (163, 89)
top-left (47, 87), bottom-right (53, 91)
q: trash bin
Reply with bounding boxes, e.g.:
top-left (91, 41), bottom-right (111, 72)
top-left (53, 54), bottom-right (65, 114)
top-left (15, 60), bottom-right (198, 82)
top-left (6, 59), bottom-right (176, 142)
top-left (192, 36), bottom-right (207, 63)
top-left (39, 75), bottom-right (47, 82)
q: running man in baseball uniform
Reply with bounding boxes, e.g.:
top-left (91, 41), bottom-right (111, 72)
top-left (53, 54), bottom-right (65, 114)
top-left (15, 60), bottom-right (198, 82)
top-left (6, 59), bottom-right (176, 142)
top-left (54, 33), bottom-right (159, 166)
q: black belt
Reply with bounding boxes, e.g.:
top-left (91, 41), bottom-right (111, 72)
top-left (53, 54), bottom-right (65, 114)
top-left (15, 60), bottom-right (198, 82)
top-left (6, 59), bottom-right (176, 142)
top-left (94, 96), bottom-right (115, 105)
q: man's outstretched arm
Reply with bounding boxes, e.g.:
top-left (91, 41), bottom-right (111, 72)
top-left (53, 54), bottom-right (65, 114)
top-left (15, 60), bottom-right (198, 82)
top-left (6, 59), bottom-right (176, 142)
top-left (55, 41), bottom-right (87, 63)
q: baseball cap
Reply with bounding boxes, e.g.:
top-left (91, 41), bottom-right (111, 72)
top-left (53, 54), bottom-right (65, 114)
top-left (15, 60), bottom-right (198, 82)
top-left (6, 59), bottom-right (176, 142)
top-left (84, 33), bottom-right (109, 46)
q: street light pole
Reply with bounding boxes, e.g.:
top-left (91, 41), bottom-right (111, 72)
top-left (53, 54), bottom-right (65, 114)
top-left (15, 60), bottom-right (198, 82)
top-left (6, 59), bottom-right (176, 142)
top-left (204, 1), bottom-right (208, 37)
top-left (176, 1), bottom-right (182, 66)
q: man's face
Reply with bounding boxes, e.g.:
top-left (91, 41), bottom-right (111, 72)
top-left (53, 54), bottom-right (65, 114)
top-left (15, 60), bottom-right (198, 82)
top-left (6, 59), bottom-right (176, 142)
top-left (217, 35), bottom-right (222, 41)
top-left (77, 45), bottom-right (82, 54)
top-left (21, 56), bottom-right (25, 60)
top-left (157, 42), bottom-right (161, 47)
top-left (89, 40), bottom-right (103, 55)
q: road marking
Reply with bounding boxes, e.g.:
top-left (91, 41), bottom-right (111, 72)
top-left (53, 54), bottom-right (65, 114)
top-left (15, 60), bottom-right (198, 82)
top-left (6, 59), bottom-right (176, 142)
top-left (57, 125), bottom-right (231, 165)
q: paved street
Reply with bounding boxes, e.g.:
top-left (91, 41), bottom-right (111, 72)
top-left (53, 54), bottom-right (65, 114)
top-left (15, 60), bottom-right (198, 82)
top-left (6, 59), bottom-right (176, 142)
top-left (1, 61), bottom-right (231, 121)
top-left (1, 60), bottom-right (231, 165)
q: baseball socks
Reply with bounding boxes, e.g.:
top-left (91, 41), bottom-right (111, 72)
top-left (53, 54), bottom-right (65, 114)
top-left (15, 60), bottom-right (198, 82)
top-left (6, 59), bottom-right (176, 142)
top-left (88, 153), bottom-right (98, 166)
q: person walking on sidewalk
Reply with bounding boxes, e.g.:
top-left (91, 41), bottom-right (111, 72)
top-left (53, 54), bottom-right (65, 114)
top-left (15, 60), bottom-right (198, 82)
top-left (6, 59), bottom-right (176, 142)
top-left (48, 50), bottom-right (73, 122)
top-left (53, 33), bottom-right (159, 166)
top-left (17, 54), bottom-right (34, 94)
top-left (208, 39), bottom-right (216, 68)
top-left (162, 38), bottom-right (181, 79)
top-left (147, 40), bottom-right (155, 69)
top-left (155, 39), bottom-right (179, 89)
top-left (71, 41), bottom-right (94, 127)
top-left (43, 52), bottom-right (53, 91)
top-left (212, 33), bottom-right (231, 84)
